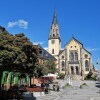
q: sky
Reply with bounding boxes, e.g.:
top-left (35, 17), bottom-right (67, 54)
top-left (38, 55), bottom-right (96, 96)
top-left (0, 0), bottom-right (100, 69)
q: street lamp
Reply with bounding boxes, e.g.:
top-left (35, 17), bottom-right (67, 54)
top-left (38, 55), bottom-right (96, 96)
top-left (96, 62), bottom-right (100, 65)
top-left (96, 60), bottom-right (100, 71)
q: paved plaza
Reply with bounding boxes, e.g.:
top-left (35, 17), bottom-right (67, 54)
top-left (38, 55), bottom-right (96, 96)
top-left (36, 80), bottom-right (100, 100)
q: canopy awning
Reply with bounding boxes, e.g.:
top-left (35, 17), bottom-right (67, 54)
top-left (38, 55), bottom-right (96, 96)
top-left (43, 73), bottom-right (57, 77)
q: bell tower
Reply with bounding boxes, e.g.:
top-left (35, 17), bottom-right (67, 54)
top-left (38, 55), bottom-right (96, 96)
top-left (48, 10), bottom-right (61, 60)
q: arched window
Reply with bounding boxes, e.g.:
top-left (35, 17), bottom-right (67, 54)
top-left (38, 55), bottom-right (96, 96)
top-left (53, 34), bottom-right (55, 37)
top-left (85, 60), bottom-right (89, 67)
top-left (85, 60), bottom-right (89, 71)
top-left (52, 49), bottom-right (54, 54)
top-left (75, 52), bottom-right (78, 61)
top-left (62, 61), bottom-right (65, 67)
top-left (61, 61), bottom-right (65, 71)
top-left (70, 53), bottom-right (74, 61)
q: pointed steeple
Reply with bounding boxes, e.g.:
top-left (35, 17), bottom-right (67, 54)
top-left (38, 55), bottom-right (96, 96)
top-left (52, 9), bottom-right (58, 25)
top-left (48, 9), bottom-right (61, 42)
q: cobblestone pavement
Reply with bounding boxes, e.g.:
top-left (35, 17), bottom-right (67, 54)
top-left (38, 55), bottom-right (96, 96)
top-left (36, 80), bottom-right (100, 100)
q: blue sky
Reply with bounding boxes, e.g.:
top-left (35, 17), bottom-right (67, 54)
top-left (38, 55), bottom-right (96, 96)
top-left (0, 0), bottom-right (100, 69)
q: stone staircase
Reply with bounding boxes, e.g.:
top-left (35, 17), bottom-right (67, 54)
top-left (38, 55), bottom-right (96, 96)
top-left (65, 75), bottom-right (82, 80)
top-left (72, 75), bottom-right (82, 80)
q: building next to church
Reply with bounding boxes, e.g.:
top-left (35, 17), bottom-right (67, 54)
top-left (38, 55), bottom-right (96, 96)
top-left (33, 44), bottom-right (56, 64)
top-left (48, 10), bottom-right (94, 79)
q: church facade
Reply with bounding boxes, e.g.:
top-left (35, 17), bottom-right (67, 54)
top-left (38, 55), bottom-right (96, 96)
top-left (48, 10), bottom-right (94, 78)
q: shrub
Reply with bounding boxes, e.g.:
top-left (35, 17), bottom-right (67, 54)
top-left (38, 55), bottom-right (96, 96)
top-left (82, 83), bottom-right (88, 86)
top-left (58, 73), bottom-right (65, 79)
top-left (84, 70), bottom-right (95, 80)
top-left (80, 83), bottom-right (88, 89)
top-left (62, 83), bottom-right (72, 89)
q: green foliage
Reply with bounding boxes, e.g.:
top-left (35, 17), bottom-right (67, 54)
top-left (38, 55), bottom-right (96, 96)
top-left (33, 59), bottom-right (57, 78)
top-left (43, 59), bottom-right (57, 74)
top-left (62, 83), bottom-right (72, 89)
top-left (33, 64), bottom-right (48, 77)
top-left (82, 83), bottom-right (88, 86)
top-left (84, 70), bottom-right (95, 80)
top-left (80, 83), bottom-right (88, 89)
top-left (0, 32), bottom-right (38, 75)
top-left (0, 31), bottom-right (39, 89)
top-left (58, 73), bottom-right (65, 79)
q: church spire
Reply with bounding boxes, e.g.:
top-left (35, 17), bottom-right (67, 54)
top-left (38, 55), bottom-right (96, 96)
top-left (48, 9), bottom-right (61, 42)
top-left (52, 9), bottom-right (58, 25)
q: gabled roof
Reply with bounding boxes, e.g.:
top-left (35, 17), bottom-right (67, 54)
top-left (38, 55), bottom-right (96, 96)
top-left (83, 48), bottom-right (91, 55)
top-left (59, 50), bottom-right (64, 55)
top-left (33, 44), bottom-right (57, 61)
top-left (65, 36), bottom-right (83, 47)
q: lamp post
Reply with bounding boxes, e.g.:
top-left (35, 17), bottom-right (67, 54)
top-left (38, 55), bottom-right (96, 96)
top-left (96, 61), bottom-right (100, 80)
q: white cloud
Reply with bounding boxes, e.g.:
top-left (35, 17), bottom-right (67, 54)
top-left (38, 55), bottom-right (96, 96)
top-left (18, 19), bottom-right (28, 29)
top-left (33, 41), bottom-right (44, 45)
top-left (7, 19), bottom-right (28, 29)
top-left (8, 21), bottom-right (17, 27)
top-left (86, 48), bottom-right (100, 52)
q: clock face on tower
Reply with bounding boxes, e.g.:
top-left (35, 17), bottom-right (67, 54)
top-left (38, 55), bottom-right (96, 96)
top-left (51, 40), bottom-right (55, 44)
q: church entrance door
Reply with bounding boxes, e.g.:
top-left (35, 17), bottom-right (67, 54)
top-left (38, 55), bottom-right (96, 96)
top-left (76, 66), bottom-right (79, 75)
top-left (71, 66), bottom-right (74, 75)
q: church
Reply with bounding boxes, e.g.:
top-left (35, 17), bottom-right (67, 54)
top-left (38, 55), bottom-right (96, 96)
top-left (48, 10), bottom-right (94, 79)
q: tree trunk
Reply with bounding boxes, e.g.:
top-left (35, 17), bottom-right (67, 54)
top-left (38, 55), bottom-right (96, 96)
top-left (29, 76), bottom-right (31, 87)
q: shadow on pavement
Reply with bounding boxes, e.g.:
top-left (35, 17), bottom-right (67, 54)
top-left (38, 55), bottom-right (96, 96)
top-left (96, 85), bottom-right (100, 88)
top-left (96, 83), bottom-right (100, 84)
top-left (23, 97), bottom-right (36, 100)
top-left (95, 82), bottom-right (100, 88)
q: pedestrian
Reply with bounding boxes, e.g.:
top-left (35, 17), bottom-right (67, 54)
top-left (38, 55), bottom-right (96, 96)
top-left (57, 85), bottom-right (59, 92)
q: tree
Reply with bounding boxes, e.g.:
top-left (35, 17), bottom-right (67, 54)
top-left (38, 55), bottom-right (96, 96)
top-left (0, 31), bottom-right (38, 88)
top-left (85, 70), bottom-right (94, 80)
top-left (58, 73), bottom-right (65, 79)
top-left (43, 59), bottom-right (57, 74)
top-left (33, 64), bottom-right (48, 77)
top-left (32, 59), bottom-right (57, 78)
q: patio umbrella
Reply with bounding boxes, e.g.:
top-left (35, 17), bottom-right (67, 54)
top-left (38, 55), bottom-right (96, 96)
top-left (14, 74), bottom-right (19, 84)
top-left (1, 71), bottom-right (5, 84)
top-left (25, 75), bottom-right (29, 83)
top-left (7, 72), bottom-right (12, 85)
top-left (15, 76), bottom-right (19, 84)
